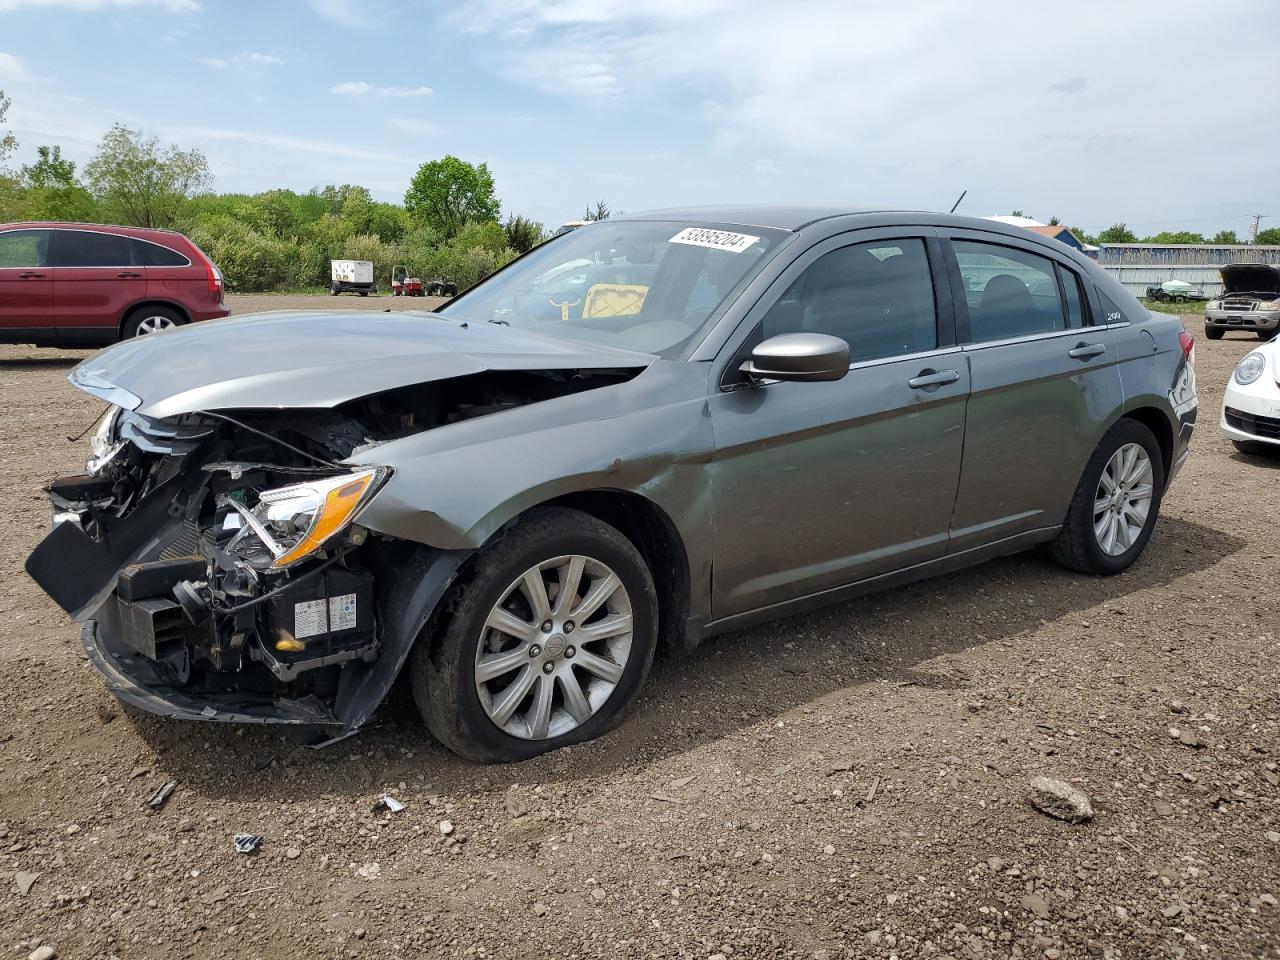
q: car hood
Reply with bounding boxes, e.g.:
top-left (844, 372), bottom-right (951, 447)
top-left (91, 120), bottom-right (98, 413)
top-left (1221, 263), bottom-right (1280, 297)
top-left (70, 311), bottom-right (655, 419)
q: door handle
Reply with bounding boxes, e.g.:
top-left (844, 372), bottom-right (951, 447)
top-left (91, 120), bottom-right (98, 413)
top-left (117, 271), bottom-right (142, 279)
top-left (1068, 342), bottom-right (1106, 360)
top-left (907, 368), bottom-right (961, 390)
top-left (18, 271), bottom-right (46, 279)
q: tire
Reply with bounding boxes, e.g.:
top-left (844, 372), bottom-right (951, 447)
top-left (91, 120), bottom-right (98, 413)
top-left (359, 291), bottom-right (369, 297)
top-left (122, 305), bottom-right (185, 339)
top-left (1233, 439), bottom-right (1277, 457)
top-left (330, 285), bottom-right (340, 296)
top-left (1048, 419), bottom-right (1166, 576)
top-left (409, 507), bottom-right (659, 763)
top-left (1257, 330), bottom-right (1273, 341)
top-left (1205, 326), bottom-right (1224, 340)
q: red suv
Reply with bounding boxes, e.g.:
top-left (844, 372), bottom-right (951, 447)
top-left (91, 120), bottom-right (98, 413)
top-left (0, 222), bottom-right (228, 347)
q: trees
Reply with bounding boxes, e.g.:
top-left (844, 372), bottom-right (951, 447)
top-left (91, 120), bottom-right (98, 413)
top-left (404, 156), bottom-right (500, 239)
top-left (0, 90), bottom-right (15, 169)
top-left (21, 145), bottom-right (76, 189)
top-left (1212, 229), bottom-right (1240, 245)
top-left (583, 199), bottom-right (610, 222)
top-left (1255, 227), bottom-right (1280, 246)
top-left (1097, 223), bottom-right (1137, 244)
top-left (83, 124), bottom-right (212, 228)
top-left (1069, 226), bottom-right (1098, 246)
top-left (13, 144), bottom-right (98, 221)
top-left (503, 214), bottom-right (545, 253)
top-left (1144, 231), bottom-right (1206, 245)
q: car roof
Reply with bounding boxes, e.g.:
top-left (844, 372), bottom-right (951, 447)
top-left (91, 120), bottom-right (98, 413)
top-left (1, 221), bottom-right (187, 237)
top-left (614, 205), bottom-right (913, 231)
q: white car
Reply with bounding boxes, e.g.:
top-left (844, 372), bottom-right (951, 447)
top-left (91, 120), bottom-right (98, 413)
top-left (1222, 336), bottom-right (1280, 454)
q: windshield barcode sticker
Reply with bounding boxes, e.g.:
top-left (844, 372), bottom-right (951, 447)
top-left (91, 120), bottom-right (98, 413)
top-left (669, 227), bottom-right (760, 254)
top-left (329, 593), bottom-right (357, 632)
top-left (294, 599), bottom-right (328, 639)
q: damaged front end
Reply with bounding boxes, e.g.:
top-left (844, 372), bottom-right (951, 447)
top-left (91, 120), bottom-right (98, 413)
top-left (28, 402), bottom-right (399, 734)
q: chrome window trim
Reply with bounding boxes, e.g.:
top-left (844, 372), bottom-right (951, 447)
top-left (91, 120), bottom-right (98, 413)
top-left (52, 227), bottom-right (192, 269)
top-left (961, 322), bottom-right (1128, 351)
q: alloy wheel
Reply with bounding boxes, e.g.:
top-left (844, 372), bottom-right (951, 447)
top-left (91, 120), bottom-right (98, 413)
top-left (135, 315), bottom-right (177, 335)
top-left (1093, 442), bottom-right (1154, 556)
top-left (474, 554), bottom-right (633, 740)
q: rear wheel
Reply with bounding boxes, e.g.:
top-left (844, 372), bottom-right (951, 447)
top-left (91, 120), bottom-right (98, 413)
top-left (122, 305), bottom-right (184, 339)
top-left (1048, 419), bottom-right (1165, 575)
top-left (1204, 325), bottom-right (1223, 340)
top-left (410, 507), bottom-right (658, 762)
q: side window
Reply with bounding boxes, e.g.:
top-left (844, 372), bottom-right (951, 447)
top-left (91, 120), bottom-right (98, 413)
top-left (953, 240), bottom-right (1064, 343)
top-left (0, 229), bottom-right (51, 267)
top-left (56, 230), bottom-right (135, 267)
top-left (760, 238), bottom-right (937, 363)
top-left (133, 239), bottom-right (188, 266)
top-left (1058, 264), bottom-right (1087, 327)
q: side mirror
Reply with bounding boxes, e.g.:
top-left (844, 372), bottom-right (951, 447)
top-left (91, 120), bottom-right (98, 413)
top-left (740, 333), bottom-right (850, 383)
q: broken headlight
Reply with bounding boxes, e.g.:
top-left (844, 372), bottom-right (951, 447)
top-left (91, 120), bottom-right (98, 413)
top-left (86, 406), bottom-right (124, 475)
top-left (223, 467), bottom-right (389, 570)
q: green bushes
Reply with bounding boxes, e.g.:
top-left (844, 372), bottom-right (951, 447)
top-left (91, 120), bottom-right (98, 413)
top-left (189, 222), bottom-right (300, 293)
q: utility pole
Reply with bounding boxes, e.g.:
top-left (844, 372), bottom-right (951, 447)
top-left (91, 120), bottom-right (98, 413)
top-left (1249, 214), bottom-right (1263, 244)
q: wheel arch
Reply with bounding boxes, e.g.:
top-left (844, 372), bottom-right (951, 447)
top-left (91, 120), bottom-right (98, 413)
top-left (1117, 402), bottom-right (1175, 480)
top-left (536, 489), bottom-right (692, 658)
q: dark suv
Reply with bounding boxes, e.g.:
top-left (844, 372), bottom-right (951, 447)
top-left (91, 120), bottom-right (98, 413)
top-left (0, 222), bottom-right (228, 347)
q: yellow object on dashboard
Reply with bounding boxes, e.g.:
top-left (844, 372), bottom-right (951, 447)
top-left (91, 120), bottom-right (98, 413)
top-left (583, 283), bottom-right (648, 319)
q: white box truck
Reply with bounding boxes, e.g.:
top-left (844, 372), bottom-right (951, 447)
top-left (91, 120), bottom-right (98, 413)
top-left (330, 260), bottom-right (375, 297)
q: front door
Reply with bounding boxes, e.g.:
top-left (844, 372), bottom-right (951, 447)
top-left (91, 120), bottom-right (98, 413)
top-left (51, 228), bottom-right (147, 343)
top-left (942, 233), bottom-right (1124, 550)
top-left (0, 229), bottom-right (54, 342)
top-left (708, 232), bottom-right (969, 619)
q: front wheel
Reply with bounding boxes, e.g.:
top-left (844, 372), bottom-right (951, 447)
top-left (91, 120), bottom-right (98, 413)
top-left (409, 507), bottom-right (658, 762)
top-left (1204, 326), bottom-right (1224, 340)
top-left (1048, 419), bottom-right (1165, 575)
top-left (1257, 330), bottom-right (1273, 341)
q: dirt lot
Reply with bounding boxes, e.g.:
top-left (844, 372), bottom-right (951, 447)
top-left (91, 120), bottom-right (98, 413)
top-left (0, 301), bottom-right (1277, 960)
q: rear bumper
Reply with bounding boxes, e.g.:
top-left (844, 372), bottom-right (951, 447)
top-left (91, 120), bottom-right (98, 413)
top-left (81, 618), bottom-right (343, 727)
top-left (192, 305), bottom-right (230, 323)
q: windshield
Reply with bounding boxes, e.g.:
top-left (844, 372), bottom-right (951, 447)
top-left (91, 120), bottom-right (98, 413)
top-left (439, 220), bottom-right (789, 358)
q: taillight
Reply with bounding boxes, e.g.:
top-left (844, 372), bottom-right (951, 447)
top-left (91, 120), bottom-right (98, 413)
top-left (1178, 331), bottom-right (1195, 367)
top-left (190, 243), bottom-right (223, 294)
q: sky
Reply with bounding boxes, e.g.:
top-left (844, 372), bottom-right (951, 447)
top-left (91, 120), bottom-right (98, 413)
top-left (0, 0), bottom-right (1278, 237)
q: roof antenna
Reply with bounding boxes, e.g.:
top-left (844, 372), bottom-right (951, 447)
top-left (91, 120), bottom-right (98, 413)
top-left (949, 190), bottom-right (967, 214)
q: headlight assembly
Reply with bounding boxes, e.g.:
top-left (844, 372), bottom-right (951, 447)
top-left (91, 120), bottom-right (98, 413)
top-left (1207, 300), bottom-right (1221, 310)
top-left (86, 406), bottom-right (124, 475)
top-left (1233, 351), bottom-right (1267, 386)
top-left (1257, 300), bottom-right (1280, 311)
top-left (223, 467), bottom-right (389, 570)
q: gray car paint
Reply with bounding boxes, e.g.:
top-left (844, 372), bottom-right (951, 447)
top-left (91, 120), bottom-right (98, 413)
top-left (54, 208), bottom-right (1196, 730)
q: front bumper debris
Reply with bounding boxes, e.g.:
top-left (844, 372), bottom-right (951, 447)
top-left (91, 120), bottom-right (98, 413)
top-left (81, 619), bottom-right (342, 727)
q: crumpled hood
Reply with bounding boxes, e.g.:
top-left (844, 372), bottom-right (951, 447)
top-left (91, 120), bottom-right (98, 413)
top-left (1221, 263), bottom-right (1280, 297)
top-left (70, 311), bottom-right (654, 419)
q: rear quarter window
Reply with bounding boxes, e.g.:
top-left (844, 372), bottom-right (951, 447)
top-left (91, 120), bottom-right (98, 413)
top-left (132, 239), bottom-right (190, 267)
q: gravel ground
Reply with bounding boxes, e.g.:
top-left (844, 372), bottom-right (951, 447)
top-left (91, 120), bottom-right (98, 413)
top-left (0, 304), bottom-right (1277, 960)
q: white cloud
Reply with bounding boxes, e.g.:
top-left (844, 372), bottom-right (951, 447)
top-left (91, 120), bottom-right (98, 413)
top-left (330, 80), bottom-right (432, 99)
top-left (452, 0), bottom-right (1280, 227)
top-left (0, 0), bottom-right (197, 10)
top-left (197, 51), bottom-right (283, 70)
top-left (389, 117), bottom-right (443, 136)
top-left (0, 52), bottom-right (33, 82)
top-left (306, 0), bottom-right (366, 28)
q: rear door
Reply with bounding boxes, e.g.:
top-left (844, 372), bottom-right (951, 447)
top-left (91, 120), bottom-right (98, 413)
top-left (0, 229), bottom-right (54, 341)
top-left (941, 231), bottom-right (1123, 551)
top-left (51, 228), bottom-right (147, 344)
top-left (708, 230), bottom-right (970, 618)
